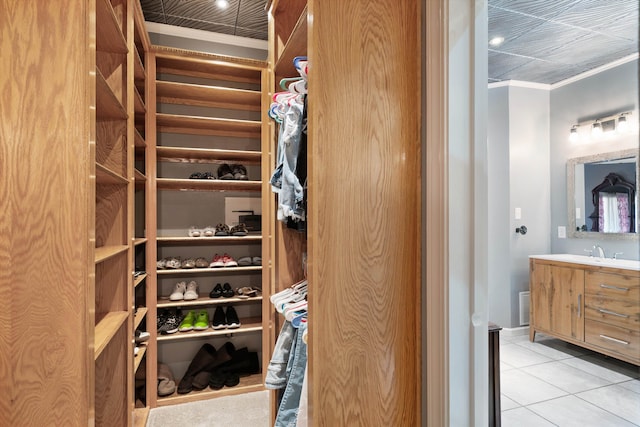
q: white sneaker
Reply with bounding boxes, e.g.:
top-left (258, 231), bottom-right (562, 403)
top-left (169, 281), bottom-right (187, 301)
top-left (184, 281), bottom-right (199, 301)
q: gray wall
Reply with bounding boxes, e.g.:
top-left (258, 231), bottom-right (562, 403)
top-left (487, 85), bottom-right (550, 328)
top-left (550, 60), bottom-right (639, 259)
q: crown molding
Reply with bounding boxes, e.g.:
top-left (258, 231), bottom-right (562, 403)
top-left (144, 21), bottom-right (268, 51)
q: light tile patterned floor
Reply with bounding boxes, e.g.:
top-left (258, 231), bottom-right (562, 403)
top-left (500, 333), bottom-right (640, 426)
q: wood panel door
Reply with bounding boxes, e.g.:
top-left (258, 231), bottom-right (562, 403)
top-left (530, 261), bottom-right (585, 341)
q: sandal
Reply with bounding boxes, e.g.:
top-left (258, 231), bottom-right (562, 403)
top-left (230, 223), bottom-right (248, 236)
top-left (236, 286), bottom-right (260, 299)
top-left (215, 223), bottom-right (230, 236)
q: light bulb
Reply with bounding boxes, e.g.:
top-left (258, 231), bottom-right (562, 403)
top-left (591, 121), bottom-right (603, 138)
top-left (569, 126), bottom-right (579, 143)
top-left (216, 0), bottom-right (229, 9)
top-left (617, 115), bottom-right (629, 133)
top-left (489, 36), bottom-right (504, 47)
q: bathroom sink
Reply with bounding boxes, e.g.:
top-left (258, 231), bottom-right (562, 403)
top-left (530, 254), bottom-right (640, 271)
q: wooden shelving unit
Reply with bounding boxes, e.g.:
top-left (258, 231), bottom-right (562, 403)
top-left (95, 0), bottom-right (127, 54)
top-left (134, 273), bottom-right (147, 288)
top-left (95, 311), bottom-right (129, 359)
top-left (148, 46), bottom-right (270, 408)
top-left (95, 245), bottom-right (129, 264)
top-left (156, 373), bottom-right (264, 406)
top-left (96, 69), bottom-right (128, 121)
top-left (134, 307), bottom-right (148, 329)
top-left (96, 163), bottom-right (129, 185)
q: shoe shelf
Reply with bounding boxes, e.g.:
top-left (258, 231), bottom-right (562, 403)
top-left (156, 372), bottom-right (264, 406)
top-left (95, 245), bottom-right (129, 264)
top-left (156, 146), bottom-right (261, 165)
top-left (157, 235), bottom-right (262, 244)
top-left (96, 162), bottom-right (129, 185)
top-left (134, 273), bottom-right (147, 288)
top-left (135, 128), bottom-right (146, 148)
top-left (134, 49), bottom-right (145, 81)
top-left (94, 311), bottom-right (129, 359)
top-left (134, 88), bottom-right (146, 114)
top-left (134, 344), bottom-right (147, 372)
top-left (156, 178), bottom-right (261, 192)
top-left (157, 317), bottom-right (262, 342)
top-left (157, 266), bottom-right (262, 275)
top-left (157, 295), bottom-right (262, 309)
top-left (96, 68), bottom-right (128, 121)
top-left (154, 49), bottom-right (263, 85)
top-left (156, 113), bottom-right (261, 138)
top-left (133, 407), bottom-right (150, 427)
top-left (134, 168), bottom-right (146, 182)
top-left (134, 237), bottom-right (147, 246)
top-left (274, 3), bottom-right (308, 79)
top-left (96, 0), bottom-right (128, 54)
top-left (156, 81), bottom-right (261, 112)
top-left (134, 307), bottom-right (148, 330)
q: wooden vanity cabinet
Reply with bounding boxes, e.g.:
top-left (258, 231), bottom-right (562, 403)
top-left (530, 258), bottom-right (640, 366)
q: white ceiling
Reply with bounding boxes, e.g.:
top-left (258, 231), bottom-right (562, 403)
top-left (140, 0), bottom-right (639, 85)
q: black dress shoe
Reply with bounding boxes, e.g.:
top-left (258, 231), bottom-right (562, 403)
top-left (209, 283), bottom-right (223, 298)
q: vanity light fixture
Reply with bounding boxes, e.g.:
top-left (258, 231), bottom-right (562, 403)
top-left (617, 114), bottom-right (629, 133)
top-left (569, 125), bottom-right (579, 142)
top-left (591, 120), bottom-right (603, 138)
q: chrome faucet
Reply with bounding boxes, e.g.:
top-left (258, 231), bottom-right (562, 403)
top-left (592, 244), bottom-right (605, 259)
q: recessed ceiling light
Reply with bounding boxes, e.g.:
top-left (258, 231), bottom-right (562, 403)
top-left (216, 0), bottom-right (229, 9)
top-left (489, 36), bottom-right (504, 47)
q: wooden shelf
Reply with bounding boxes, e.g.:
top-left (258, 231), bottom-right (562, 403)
top-left (134, 129), bottom-right (146, 148)
top-left (155, 49), bottom-right (264, 85)
top-left (134, 88), bottom-right (145, 114)
top-left (157, 317), bottom-right (262, 342)
top-left (156, 113), bottom-right (261, 138)
top-left (134, 237), bottom-right (147, 246)
top-left (133, 407), bottom-right (150, 427)
top-left (275, 4), bottom-right (308, 79)
top-left (96, 0), bottom-right (128, 54)
top-left (96, 68), bottom-right (128, 121)
top-left (134, 48), bottom-right (146, 81)
top-left (134, 273), bottom-right (147, 288)
top-left (156, 146), bottom-right (261, 165)
top-left (156, 178), bottom-right (261, 192)
top-left (156, 373), bottom-right (264, 406)
top-left (156, 81), bottom-right (261, 111)
top-left (134, 307), bottom-right (148, 330)
top-left (157, 235), bottom-right (262, 244)
top-left (157, 266), bottom-right (262, 275)
top-left (95, 245), bottom-right (129, 264)
top-left (134, 344), bottom-right (147, 372)
top-left (94, 311), bottom-right (128, 359)
top-left (134, 169), bottom-right (146, 182)
top-left (96, 162), bottom-right (129, 185)
top-left (157, 295), bottom-right (262, 309)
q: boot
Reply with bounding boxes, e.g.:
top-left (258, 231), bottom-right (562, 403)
top-left (191, 342), bottom-right (236, 390)
top-left (177, 343), bottom-right (218, 394)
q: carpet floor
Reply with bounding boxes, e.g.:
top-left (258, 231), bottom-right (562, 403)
top-left (147, 391), bottom-right (270, 427)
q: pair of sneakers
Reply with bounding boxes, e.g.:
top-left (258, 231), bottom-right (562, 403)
top-left (157, 309), bottom-right (182, 335)
top-left (212, 306), bottom-right (240, 330)
top-left (209, 253), bottom-right (238, 268)
top-left (170, 281), bottom-right (199, 301)
top-left (179, 310), bottom-right (210, 332)
top-left (217, 164), bottom-right (248, 180)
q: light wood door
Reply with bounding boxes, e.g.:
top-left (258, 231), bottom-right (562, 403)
top-left (530, 261), bottom-right (585, 341)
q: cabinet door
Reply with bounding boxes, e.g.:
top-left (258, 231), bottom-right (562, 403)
top-left (531, 262), bottom-right (585, 341)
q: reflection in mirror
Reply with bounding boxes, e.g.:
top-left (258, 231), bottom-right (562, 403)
top-left (567, 149), bottom-right (639, 240)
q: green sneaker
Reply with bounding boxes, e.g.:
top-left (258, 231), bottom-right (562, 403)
top-left (179, 310), bottom-right (196, 332)
top-left (194, 310), bottom-right (210, 331)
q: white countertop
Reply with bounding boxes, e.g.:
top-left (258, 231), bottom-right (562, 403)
top-left (529, 254), bottom-right (640, 271)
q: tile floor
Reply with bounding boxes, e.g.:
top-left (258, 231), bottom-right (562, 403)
top-left (500, 332), bottom-right (640, 426)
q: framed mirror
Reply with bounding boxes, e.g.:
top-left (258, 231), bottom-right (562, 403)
top-left (567, 148), bottom-right (639, 240)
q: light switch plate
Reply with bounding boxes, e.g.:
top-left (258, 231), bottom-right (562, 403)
top-left (515, 207), bottom-right (521, 220)
top-left (558, 226), bottom-right (566, 239)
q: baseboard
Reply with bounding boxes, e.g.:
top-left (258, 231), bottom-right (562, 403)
top-left (500, 326), bottom-right (529, 337)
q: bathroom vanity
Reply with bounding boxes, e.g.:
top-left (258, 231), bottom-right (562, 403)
top-left (529, 254), bottom-right (640, 366)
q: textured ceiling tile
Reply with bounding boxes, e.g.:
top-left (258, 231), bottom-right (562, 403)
top-left (143, 11), bottom-right (166, 24)
top-left (498, 21), bottom-right (592, 59)
top-left (488, 50), bottom-right (534, 79)
top-left (488, 6), bottom-right (547, 43)
top-left (573, 45), bottom-right (639, 70)
top-left (140, 0), bottom-right (164, 14)
top-left (490, 0), bottom-right (579, 19)
top-left (496, 59), bottom-right (584, 84)
top-left (164, 15), bottom-right (236, 35)
top-left (163, 0), bottom-right (240, 27)
top-left (235, 26), bottom-right (268, 40)
top-left (236, 0), bottom-right (268, 30)
top-left (553, 0), bottom-right (638, 32)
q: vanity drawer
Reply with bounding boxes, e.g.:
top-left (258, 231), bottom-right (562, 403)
top-left (585, 295), bottom-right (640, 330)
top-left (585, 319), bottom-right (640, 361)
top-left (585, 271), bottom-right (640, 299)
